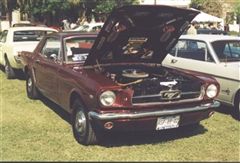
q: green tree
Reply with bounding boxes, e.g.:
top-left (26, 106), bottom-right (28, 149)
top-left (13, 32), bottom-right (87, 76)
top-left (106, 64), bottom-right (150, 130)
top-left (95, 0), bottom-right (139, 15)
top-left (190, 0), bottom-right (222, 17)
top-left (68, 0), bottom-right (81, 5)
top-left (2, 0), bottom-right (139, 27)
top-left (235, 0), bottom-right (240, 19)
top-left (190, 0), bottom-right (204, 10)
top-left (202, 0), bottom-right (223, 17)
top-left (29, 0), bottom-right (71, 25)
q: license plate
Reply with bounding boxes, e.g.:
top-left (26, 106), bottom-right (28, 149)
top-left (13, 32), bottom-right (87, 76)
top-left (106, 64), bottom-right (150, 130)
top-left (156, 115), bottom-right (180, 130)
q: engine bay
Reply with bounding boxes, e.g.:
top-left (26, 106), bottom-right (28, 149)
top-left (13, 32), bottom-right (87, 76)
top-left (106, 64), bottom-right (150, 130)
top-left (101, 65), bottom-right (202, 103)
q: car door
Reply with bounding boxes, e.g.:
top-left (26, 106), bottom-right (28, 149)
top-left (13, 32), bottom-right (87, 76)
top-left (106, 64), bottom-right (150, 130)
top-left (210, 41), bottom-right (240, 105)
top-left (33, 36), bottom-right (61, 103)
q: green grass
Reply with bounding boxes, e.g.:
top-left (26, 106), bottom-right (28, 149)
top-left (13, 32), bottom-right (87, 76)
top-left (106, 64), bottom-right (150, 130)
top-left (0, 71), bottom-right (239, 161)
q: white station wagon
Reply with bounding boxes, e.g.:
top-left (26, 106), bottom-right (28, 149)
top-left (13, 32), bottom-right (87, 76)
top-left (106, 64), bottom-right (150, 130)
top-left (162, 34), bottom-right (240, 119)
top-left (0, 26), bottom-right (57, 79)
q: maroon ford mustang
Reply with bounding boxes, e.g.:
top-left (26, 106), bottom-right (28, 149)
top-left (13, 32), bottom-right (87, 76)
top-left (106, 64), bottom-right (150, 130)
top-left (20, 5), bottom-right (220, 145)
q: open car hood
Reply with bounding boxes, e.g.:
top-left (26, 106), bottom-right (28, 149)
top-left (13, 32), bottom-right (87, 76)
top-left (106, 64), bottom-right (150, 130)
top-left (84, 5), bottom-right (199, 66)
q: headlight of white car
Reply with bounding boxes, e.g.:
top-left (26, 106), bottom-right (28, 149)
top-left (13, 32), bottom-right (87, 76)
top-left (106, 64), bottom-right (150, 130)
top-left (206, 84), bottom-right (218, 98)
top-left (99, 91), bottom-right (116, 106)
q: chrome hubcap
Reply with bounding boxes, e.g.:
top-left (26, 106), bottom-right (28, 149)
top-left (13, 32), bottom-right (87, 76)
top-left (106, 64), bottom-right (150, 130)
top-left (75, 110), bottom-right (86, 135)
top-left (27, 77), bottom-right (33, 92)
top-left (238, 100), bottom-right (240, 112)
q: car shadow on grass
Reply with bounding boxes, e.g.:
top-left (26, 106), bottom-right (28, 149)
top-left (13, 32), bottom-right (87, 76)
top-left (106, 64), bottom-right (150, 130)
top-left (40, 95), bottom-right (72, 124)
top-left (39, 95), bottom-right (208, 147)
top-left (0, 65), bottom-right (26, 80)
top-left (0, 65), bottom-right (4, 73)
top-left (99, 124), bottom-right (207, 147)
top-left (215, 105), bottom-right (239, 121)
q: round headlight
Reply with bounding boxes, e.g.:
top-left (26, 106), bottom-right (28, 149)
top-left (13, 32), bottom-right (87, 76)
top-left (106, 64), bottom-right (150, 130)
top-left (99, 91), bottom-right (116, 106)
top-left (206, 84), bottom-right (218, 98)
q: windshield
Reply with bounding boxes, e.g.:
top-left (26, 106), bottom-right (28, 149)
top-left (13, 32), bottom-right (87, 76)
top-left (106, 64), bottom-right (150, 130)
top-left (212, 40), bottom-right (240, 62)
top-left (64, 36), bottom-right (95, 63)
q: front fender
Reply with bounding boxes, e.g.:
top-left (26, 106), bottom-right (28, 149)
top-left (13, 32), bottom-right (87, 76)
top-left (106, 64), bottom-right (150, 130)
top-left (68, 87), bottom-right (98, 114)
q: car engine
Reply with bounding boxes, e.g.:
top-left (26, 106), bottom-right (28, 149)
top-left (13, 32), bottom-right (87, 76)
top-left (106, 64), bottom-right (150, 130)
top-left (103, 65), bottom-right (202, 103)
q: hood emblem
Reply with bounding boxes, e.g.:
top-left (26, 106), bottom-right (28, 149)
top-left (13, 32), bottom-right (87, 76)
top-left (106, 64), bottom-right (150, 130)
top-left (160, 90), bottom-right (181, 100)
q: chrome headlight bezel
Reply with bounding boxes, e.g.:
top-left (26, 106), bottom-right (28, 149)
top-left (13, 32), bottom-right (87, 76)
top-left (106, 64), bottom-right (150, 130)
top-left (206, 84), bottom-right (218, 98)
top-left (99, 91), bottom-right (116, 106)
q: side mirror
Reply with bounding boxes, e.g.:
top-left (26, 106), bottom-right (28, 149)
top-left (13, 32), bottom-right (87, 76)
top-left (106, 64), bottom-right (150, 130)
top-left (50, 53), bottom-right (57, 61)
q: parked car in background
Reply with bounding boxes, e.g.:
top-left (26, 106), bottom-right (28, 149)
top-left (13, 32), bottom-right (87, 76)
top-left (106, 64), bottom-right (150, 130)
top-left (197, 28), bottom-right (227, 35)
top-left (1, 20), bottom-right (33, 32)
top-left (71, 22), bottom-right (104, 32)
top-left (0, 26), bottom-right (57, 79)
top-left (163, 34), bottom-right (240, 119)
top-left (20, 6), bottom-right (220, 145)
top-left (12, 23), bottom-right (36, 27)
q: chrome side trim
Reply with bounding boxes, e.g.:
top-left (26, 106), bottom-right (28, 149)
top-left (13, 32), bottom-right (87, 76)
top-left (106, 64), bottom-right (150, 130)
top-left (88, 101), bottom-right (220, 121)
top-left (202, 73), bottom-right (240, 83)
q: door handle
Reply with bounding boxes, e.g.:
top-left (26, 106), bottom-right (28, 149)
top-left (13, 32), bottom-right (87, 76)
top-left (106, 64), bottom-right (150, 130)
top-left (35, 59), bottom-right (40, 63)
top-left (171, 59), bottom-right (178, 64)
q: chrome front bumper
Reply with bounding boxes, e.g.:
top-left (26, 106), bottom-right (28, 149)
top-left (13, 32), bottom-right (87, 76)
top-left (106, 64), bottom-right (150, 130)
top-left (88, 101), bottom-right (220, 121)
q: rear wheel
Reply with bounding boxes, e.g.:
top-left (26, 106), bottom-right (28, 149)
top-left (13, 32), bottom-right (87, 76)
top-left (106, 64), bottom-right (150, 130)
top-left (4, 58), bottom-right (15, 79)
top-left (233, 92), bottom-right (240, 120)
top-left (72, 99), bottom-right (99, 145)
top-left (26, 72), bottom-right (39, 99)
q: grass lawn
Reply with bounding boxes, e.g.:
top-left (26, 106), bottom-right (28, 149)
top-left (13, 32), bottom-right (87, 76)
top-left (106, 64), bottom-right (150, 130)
top-left (0, 71), bottom-right (239, 161)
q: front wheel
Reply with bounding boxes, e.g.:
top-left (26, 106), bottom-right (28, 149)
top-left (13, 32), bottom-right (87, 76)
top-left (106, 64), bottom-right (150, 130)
top-left (26, 72), bottom-right (39, 99)
top-left (72, 99), bottom-right (99, 145)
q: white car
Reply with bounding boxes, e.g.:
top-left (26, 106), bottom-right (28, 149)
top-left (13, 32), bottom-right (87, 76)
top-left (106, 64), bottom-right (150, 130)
top-left (71, 22), bottom-right (104, 32)
top-left (162, 34), bottom-right (240, 119)
top-left (0, 26), bottom-right (57, 79)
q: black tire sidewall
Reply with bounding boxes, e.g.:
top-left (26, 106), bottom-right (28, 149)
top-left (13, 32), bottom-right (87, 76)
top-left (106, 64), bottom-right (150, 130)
top-left (234, 92), bottom-right (240, 120)
top-left (72, 100), bottom-right (89, 144)
top-left (72, 100), bottom-right (97, 145)
top-left (26, 72), bottom-right (39, 99)
top-left (5, 58), bottom-right (15, 79)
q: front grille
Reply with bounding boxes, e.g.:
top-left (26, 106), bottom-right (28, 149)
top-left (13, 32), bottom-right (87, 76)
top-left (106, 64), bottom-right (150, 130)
top-left (132, 90), bottom-right (202, 104)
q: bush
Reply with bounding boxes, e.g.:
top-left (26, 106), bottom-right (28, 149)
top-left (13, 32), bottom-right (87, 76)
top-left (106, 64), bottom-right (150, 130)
top-left (227, 31), bottom-right (240, 36)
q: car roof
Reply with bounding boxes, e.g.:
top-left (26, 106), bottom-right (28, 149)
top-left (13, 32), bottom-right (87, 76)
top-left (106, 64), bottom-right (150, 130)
top-left (46, 31), bottom-right (98, 38)
top-left (8, 26), bottom-right (58, 32)
top-left (180, 34), bottom-right (240, 42)
top-left (12, 23), bottom-right (36, 27)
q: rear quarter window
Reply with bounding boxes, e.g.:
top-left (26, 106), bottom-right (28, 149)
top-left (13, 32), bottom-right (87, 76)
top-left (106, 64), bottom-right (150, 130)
top-left (13, 30), bottom-right (55, 42)
top-left (171, 39), bottom-right (213, 61)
